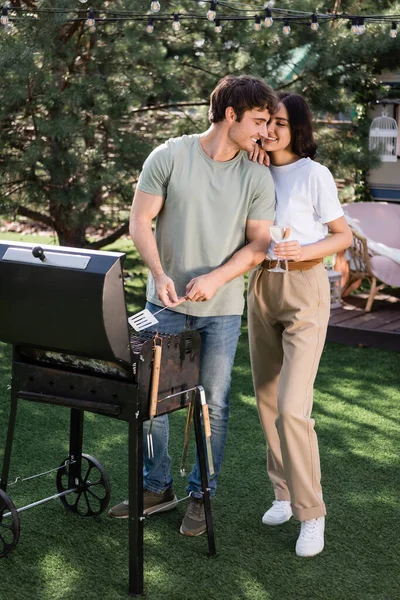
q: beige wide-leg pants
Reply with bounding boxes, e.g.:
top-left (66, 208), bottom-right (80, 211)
top-left (248, 263), bottom-right (330, 521)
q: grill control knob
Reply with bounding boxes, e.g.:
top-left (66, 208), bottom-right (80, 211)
top-left (32, 246), bottom-right (46, 262)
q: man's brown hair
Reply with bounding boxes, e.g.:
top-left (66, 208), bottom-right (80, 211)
top-left (209, 75), bottom-right (279, 123)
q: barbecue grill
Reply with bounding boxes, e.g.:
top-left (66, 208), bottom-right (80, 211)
top-left (0, 240), bottom-right (216, 597)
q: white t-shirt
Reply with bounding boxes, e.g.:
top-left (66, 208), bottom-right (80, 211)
top-left (267, 157), bottom-right (344, 258)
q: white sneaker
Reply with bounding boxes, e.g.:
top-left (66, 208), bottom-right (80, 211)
top-left (295, 517), bottom-right (325, 557)
top-left (262, 500), bottom-right (293, 526)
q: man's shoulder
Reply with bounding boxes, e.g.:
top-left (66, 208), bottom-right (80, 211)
top-left (145, 135), bottom-right (198, 167)
top-left (156, 134), bottom-right (199, 154)
top-left (242, 159), bottom-right (273, 184)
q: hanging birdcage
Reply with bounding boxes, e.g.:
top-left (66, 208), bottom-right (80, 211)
top-left (369, 108), bottom-right (398, 162)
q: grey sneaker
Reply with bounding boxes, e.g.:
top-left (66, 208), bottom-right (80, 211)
top-left (180, 496), bottom-right (206, 537)
top-left (108, 486), bottom-right (178, 519)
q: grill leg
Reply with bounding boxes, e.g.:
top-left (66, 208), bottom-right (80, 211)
top-left (68, 409), bottom-right (84, 488)
top-left (128, 411), bottom-right (144, 596)
top-left (193, 389), bottom-right (216, 557)
top-left (0, 381), bottom-right (18, 495)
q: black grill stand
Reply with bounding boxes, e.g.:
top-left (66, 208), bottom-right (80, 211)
top-left (0, 364), bottom-right (216, 597)
top-left (0, 240), bottom-right (216, 598)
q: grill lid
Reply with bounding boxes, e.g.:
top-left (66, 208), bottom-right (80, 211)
top-left (0, 241), bottom-right (131, 365)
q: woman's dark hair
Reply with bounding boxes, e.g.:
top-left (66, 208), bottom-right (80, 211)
top-left (209, 75), bottom-right (279, 123)
top-left (278, 92), bottom-right (317, 159)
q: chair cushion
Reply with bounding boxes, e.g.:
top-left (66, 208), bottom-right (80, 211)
top-left (343, 202), bottom-right (400, 249)
top-left (370, 256), bottom-right (400, 287)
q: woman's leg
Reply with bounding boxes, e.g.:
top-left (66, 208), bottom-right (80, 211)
top-left (248, 269), bottom-right (289, 500)
top-left (276, 265), bottom-right (330, 521)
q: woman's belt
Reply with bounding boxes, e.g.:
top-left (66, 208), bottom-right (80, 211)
top-left (260, 258), bottom-right (323, 271)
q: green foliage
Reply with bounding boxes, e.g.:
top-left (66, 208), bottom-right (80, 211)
top-left (1, 1), bottom-right (400, 244)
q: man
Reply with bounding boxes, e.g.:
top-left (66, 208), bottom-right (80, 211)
top-left (109, 75), bottom-right (278, 536)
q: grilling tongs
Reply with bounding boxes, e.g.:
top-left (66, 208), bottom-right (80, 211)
top-left (147, 335), bottom-right (162, 458)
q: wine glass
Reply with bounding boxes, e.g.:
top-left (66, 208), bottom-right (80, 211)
top-left (268, 226), bottom-right (288, 273)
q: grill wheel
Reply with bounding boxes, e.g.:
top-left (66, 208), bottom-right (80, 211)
top-left (56, 454), bottom-right (111, 517)
top-left (0, 489), bottom-right (20, 557)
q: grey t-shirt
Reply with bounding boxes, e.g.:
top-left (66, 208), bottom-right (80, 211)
top-left (136, 134), bottom-right (275, 316)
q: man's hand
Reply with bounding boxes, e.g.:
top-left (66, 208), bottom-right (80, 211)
top-left (185, 272), bottom-right (223, 302)
top-left (274, 240), bottom-right (304, 262)
top-left (154, 273), bottom-right (179, 306)
top-left (249, 143), bottom-right (270, 166)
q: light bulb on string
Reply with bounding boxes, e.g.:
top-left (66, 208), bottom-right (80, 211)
top-left (151, 1), bottom-right (160, 13)
top-left (86, 9), bottom-right (96, 33)
top-left (79, 0), bottom-right (88, 4)
top-left (207, 1), bottom-right (217, 22)
top-left (390, 21), bottom-right (397, 38)
top-left (1, 6), bottom-right (9, 27)
top-left (254, 15), bottom-right (261, 32)
top-left (146, 18), bottom-right (154, 33)
top-left (172, 14), bottom-right (180, 32)
top-left (264, 7), bottom-right (273, 28)
top-left (310, 13), bottom-right (319, 31)
top-left (357, 17), bottom-right (365, 35)
top-left (282, 20), bottom-right (291, 36)
top-left (215, 19), bottom-right (222, 33)
top-left (350, 18), bottom-right (358, 34)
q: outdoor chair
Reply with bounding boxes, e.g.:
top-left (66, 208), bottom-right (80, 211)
top-left (342, 202), bottom-right (400, 312)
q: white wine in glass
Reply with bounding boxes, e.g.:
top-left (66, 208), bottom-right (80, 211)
top-left (269, 226), bottom-right (288, 273)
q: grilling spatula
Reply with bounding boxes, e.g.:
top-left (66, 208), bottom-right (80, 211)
top-left (128, 297), bottom-right (187, 332)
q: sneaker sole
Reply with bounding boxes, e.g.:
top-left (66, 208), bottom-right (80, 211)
top-left (179, 524), bottom-right (207, 537)
top-left (144, 495), bottom-right (178, 516)
top-left (295, 542), bottom-right (324, 558)
top-left (108, 509), bottom-right (129, 519)
top-left (108, 496), bottom-right (178, 519)
top-left (262, 514), bottom-right (292, 526)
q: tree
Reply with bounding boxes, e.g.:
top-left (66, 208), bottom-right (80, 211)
top-left (1, 1), bottom-right (400, 246)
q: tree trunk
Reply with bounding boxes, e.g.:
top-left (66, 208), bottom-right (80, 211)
top-left (56, 226), bottom-right (88, 248)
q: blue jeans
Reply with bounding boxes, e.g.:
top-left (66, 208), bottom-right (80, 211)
top-left (143, 302), bottom-right (241, 498)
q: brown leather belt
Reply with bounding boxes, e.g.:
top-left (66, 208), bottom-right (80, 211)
top-left (261, 258), bottom-right (323, 272)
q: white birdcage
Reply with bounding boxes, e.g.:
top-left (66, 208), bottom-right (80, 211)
top-left (369, 108), bottom-right (398, 162)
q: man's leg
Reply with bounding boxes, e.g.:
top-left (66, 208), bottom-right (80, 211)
top-left (181, 314), bottom-right (241, 535)
top-left (142, 303), bottom-right (187, 493)
top-left (109, 303), bottom-right (186, 518)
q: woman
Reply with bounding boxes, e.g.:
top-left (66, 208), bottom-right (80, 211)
top-left (247, 92), bottom-right (352, 557)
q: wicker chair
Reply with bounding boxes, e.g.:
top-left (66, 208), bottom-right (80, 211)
top-left (342, 229), bottom-right (385, 312)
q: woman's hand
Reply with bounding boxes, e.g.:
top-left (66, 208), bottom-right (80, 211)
top-left (249, 143), bottom-right (270, 166)
top-left (274, 240), bottom-right (304, 262)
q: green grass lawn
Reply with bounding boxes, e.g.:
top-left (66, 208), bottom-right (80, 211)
top-left (0, 233), bottom-right (399, 599)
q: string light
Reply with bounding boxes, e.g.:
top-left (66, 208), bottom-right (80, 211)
top-left (78, 0), bottom-right (88, 4)
top-left (86, 9), bottom-right (95, 33)
top-left (172, 13), bottom-right (180, 32)
top-left (310, 13), bottom-right (318, 31)
top-left (357, 17), bottom-right (365, 35)
top-left (264, 7), bottom-right (273, 28)
top-left (0, 3), bottom-right (398, 41)
top-left (282, 19), bottom-right (290, 36)
top-left (1, 6), bottom-right (9, 28)
top-left (215, 18), bottom-right (222, 33)
top-left (207, 1), bottom-right (217, 22)
top-left (146, 17), bottom-right (154, 33)
top-left (254, 15), bottom-right (261, 32)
